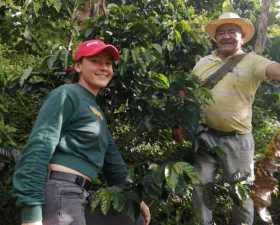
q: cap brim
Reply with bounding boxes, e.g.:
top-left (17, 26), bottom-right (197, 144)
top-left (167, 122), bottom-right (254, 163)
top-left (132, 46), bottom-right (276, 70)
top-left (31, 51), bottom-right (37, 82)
top-left (205, 18), bottom-right (255, 43)
top-left (82, 45), bottom-right (120, 61)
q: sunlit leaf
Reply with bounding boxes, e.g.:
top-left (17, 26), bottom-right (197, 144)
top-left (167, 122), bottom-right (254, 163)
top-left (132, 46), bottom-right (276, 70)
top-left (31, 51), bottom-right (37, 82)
top-left (151, 44), bottom-right (162, 55)
top-left (90, 191), bottom-right (101, 212)
top-left (20, 67), bottom-right (33, 87)
top-left (53, 0), bottom-right (62, 12)
top-left (152, 73), bottom-right (170, 89)
top-left (180, 20), bottom-right (192, 33)
top-left (222, 0), bottom-right (234, 12)
top-left (33, 1), bottom-right (41, 16)
top-left (164, 164), bottom-right (178, 191)
top-left (100, 189), bottom-right (112, 215)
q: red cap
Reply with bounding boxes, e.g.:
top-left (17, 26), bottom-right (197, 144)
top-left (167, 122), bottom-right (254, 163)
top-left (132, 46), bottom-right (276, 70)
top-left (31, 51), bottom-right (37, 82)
top-left (74, 39), bottom-right (120, 62)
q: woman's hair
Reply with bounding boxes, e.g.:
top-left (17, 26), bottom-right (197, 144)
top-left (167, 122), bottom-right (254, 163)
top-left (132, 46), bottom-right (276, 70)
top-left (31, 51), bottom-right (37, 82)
top-left (71, 59), bottom-right (82, 83)
top-left (71, 73), bottom-right (80, 83)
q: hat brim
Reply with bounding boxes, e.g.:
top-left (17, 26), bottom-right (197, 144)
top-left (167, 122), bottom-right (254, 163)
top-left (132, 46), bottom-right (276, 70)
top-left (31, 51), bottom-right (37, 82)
top-left (205, 18), bottom-right (255, 44)
top-left (80, 45), bottom-right (120, 61)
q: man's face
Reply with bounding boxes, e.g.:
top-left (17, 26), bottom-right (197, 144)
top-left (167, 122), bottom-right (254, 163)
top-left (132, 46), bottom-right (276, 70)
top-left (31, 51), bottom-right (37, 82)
top-left (215, 23), bottom-right (244, 57)
top-left (75, 50), bottom-right (113, 95)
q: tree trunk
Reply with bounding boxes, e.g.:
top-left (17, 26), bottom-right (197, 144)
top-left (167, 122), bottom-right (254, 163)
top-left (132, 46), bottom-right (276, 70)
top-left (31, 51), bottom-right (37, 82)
top-left (93, 0), bottom-right (108, 16)
top-left (252, 128), bottom-right (280, 223)
top-left (254, 0), bottom-right (271, 54)
top-left (76, 0), bottom-right (107, 24)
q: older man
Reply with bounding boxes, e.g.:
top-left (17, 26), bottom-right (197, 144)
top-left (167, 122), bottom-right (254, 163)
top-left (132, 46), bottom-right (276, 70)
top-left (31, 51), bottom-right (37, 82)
top-left (192, 12), bottom-right (280, 225)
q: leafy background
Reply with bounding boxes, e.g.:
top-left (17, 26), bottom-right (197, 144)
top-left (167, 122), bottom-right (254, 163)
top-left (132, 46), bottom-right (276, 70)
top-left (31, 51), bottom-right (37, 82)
top-left (0, 0), bottom-right (280, 224)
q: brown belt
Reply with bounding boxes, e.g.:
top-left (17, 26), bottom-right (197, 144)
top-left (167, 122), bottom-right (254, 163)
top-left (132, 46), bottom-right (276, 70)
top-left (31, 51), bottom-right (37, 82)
top-left (201, 124), bottom-right (239, 136)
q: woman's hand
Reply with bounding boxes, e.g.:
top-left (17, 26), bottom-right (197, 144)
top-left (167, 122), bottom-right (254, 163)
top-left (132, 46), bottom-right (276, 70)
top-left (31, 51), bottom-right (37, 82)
top-left (140, 201), bottom-right (151, 225)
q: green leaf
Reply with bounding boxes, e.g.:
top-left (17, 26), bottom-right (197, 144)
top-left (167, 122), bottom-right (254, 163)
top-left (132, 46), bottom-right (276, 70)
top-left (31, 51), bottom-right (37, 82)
top-left (131, 49), bottom-right (138, 64)
top-left (152, 73), bottom-right (170, 89)
top-left (143, 164), bottom-right (163, 199)
top-left (151, 44), bottom-right (162, 55)
top-left (234, 181), bottom-right (250, 201)
top-left (121, 48), bottom-right (130, 63)
top-left (222, 0), bottom-right (234, 12)
top-left (112, 191), bottom-right (126, 213)
top-left (173, 162), bottom-right (185, 174)
top-left (175, 161), bottom-right (199, 184)
top-left (210, 146), bottom-right (225, 157)
top-left (47, 54), bottom-right (59, 70)
top-left (186, 5), bottom-right (195, 16)
top-left (148, 163), bottom-right (160, 171)
top-left (180, 20), bottom-right (192, 33)
top-left (24, 0), bottom-right (32, 8)
top-left (90, 191), bottom-right (101, 212)
top-left (53, 0), bottom-right (62, 12)
top-left (100, 189), bottom-right (112, 215)
top-left (126, 200), bottom-right (140, 223)
top-left (22, 26), bottom-right (33, 42)
top-left (20, 67), bottom-right (33, 87)
top-left (164, 164), bottom-right (178, 191)
top-left (33, 1), bottom-right (41, 16)
top-left (174, 30), bottom-right (182, 43)
top-left (166, 41), bottom-right (174, 52)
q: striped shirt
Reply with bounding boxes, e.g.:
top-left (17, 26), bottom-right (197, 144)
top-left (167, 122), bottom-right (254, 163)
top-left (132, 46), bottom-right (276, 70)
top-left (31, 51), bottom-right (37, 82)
top-left (193, 51), bottom-right (273, 134)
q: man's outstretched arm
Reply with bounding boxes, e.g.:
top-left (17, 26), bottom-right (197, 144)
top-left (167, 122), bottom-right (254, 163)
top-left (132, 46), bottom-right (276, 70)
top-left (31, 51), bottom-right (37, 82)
top-left (266, 62), bottom-right (280, 80)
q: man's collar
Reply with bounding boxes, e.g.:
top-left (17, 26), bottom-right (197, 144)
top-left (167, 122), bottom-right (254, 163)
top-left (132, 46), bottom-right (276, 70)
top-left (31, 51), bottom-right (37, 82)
top-left (210, 49), bottom-right (245, 61)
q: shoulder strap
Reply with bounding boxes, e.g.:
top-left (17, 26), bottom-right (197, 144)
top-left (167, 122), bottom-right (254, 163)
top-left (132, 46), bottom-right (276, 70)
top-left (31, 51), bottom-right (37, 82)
top-left (201, 53), bottom-right (247, 89)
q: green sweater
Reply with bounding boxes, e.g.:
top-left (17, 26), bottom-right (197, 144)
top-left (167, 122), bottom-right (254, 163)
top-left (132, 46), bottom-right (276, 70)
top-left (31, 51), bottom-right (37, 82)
top-left (13, 83), bottom-right (128, 223)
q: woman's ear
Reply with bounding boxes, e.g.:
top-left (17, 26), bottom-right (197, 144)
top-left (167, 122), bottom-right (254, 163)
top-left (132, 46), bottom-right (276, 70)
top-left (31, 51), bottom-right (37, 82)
top-left (74, 62), bottom-right (81, 73)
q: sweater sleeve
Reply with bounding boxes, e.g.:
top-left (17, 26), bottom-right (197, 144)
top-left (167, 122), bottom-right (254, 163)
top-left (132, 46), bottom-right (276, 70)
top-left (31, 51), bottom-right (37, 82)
top-left (102, 132), bottom-right (128, 186)
top-left (12, 87), bottom-right (73, 223)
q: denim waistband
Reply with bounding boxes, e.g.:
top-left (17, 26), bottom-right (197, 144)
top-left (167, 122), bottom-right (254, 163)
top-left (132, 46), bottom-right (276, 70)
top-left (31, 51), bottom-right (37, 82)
top-left (49, 170), bottom-right (92, 191)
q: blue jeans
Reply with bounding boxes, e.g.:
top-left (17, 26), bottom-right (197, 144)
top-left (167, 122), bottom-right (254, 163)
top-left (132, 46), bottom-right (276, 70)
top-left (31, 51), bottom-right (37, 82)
top-left (42, 179), bottom-right (144, 225)
top-left (192, 129), bottom-right (255, 225)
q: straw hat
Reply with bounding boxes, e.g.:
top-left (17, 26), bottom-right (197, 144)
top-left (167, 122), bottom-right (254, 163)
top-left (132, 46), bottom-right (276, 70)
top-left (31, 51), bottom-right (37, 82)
top-left (205, 12), bottom-right (255, 44)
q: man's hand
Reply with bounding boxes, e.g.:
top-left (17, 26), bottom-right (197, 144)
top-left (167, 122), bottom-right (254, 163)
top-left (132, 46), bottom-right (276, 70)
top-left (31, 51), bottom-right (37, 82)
top-left (22, 221), bottom-right (42, 225)
top-left (140, 201), bottom-right (151, 225)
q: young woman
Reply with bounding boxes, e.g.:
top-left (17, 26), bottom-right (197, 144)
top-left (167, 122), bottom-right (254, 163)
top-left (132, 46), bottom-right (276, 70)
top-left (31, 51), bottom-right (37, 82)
top-left (13, 39), bottom-right (150, 225)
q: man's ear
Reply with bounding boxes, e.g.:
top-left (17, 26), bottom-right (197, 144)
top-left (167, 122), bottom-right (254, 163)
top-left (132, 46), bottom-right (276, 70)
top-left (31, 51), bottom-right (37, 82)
top-left (241, 35), bottom-right (245, 45)
top-left (241, 32), bottom-right (246, 42)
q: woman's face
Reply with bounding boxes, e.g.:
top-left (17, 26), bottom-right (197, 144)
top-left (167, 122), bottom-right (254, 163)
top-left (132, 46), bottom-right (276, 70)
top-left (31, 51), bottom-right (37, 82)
top-left (75, 51), bottom-right (114, 95)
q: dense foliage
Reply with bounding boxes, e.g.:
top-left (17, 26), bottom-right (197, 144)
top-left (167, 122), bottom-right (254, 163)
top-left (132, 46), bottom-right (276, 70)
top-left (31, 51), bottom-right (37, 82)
top-left (0, 0), bottom-right (279, 224)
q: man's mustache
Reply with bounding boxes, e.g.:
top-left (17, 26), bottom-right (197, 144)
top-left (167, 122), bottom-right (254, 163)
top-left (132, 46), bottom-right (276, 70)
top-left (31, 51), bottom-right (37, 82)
top-left (219, 40), bottom-right (235, 44)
